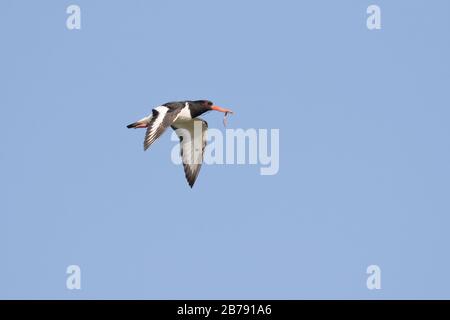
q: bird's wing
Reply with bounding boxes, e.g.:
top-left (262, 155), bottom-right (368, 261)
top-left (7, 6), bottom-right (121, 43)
top-left (144, 106), bottom-right (183, 151)
top-left (171, 118), bottom-right (208, 188)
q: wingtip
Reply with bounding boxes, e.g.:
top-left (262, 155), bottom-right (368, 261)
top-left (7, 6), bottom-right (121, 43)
top-left (187, 177), bottom-right (195, 188)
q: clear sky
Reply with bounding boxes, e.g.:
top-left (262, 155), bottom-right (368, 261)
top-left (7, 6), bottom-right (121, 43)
top-left (1, 0), bottom-right (450, 299)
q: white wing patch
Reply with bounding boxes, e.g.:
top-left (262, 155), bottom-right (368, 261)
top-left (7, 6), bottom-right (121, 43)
top-left (144, 106), bottom-right (182, 150)
top-left (147, 106), bottom-right (167, 136)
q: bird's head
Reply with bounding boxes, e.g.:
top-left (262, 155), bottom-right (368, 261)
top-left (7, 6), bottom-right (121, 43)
top-left (195, 100), bottom-right (234, 115)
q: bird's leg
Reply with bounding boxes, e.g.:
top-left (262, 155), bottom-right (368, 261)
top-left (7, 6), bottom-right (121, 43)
top-left (135, 123), bottom-right (148, 128)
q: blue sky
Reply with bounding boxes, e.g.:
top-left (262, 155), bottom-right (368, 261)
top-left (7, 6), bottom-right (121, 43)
top-left (1, 0), bottom-right (450, 299)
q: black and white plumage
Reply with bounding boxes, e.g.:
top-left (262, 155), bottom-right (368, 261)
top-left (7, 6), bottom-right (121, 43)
top-left (127, 100), bottom-right (233, 187)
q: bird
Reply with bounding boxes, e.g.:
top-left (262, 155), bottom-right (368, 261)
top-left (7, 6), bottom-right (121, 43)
top-left (127, 100), bottom-right (234, 187)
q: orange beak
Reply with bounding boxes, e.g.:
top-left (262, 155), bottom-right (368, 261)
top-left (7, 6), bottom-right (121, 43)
top-left (211, 105), bottom-right (234, 114)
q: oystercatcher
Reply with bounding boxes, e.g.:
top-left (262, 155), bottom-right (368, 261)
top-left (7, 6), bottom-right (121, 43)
top-left (127, 100), bottom-right (233, 187)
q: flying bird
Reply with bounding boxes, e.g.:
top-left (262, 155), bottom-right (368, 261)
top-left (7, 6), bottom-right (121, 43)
top-left (127, 100), bottom-right (233, 187)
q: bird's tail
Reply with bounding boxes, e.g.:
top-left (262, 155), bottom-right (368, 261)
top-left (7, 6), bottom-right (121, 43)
top-left (127, 122), bottom-right (140, 128)
top-left (126, 116), bottom-right (150, 129)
